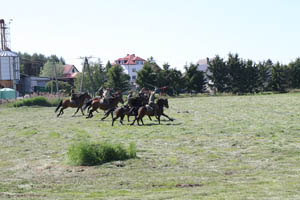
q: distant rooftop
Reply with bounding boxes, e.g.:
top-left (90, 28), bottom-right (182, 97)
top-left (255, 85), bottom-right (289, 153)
top-left (115, 54), bottom-right (145, 65)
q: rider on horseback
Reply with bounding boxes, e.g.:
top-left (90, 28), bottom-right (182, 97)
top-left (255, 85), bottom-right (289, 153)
top-left (126, 90), bottom-right (134, 104)
top-left (147, 90), bottom-right (157, 115)
top-left (70, 87), bottom-right (80, 107)
top-left (103, 88), bottom-right (112, 104)
top-left (97, 86), bottom-right (104, 98)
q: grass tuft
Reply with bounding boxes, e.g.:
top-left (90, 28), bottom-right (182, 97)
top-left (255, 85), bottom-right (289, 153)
top-left (12, 96), bottom-right (60, 107)
top-left (67, 140), bottom-right (137, 166)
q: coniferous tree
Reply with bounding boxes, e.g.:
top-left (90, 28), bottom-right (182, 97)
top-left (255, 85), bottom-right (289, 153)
top-left (226, 53), bottom-right (246, 94)
top-left (257, 59), bottom-right (272, 91)
top-left (244, 59), bottom-right (260, 93)
top-left (270, 62), bottom-right (288, 93)
top-left (184, 63), bottom-right (206, 93)
top-left (207, 55), bottom-right (229, 93)
top-left (288, 58), bottom-right (300, 88)
top-left (136, 61), bottom-right (159, 89)
top-left (105, 64), bottom-right (130, 92)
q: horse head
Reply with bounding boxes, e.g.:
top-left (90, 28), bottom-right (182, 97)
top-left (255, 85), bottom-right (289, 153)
top-left (116, 94), bottom-right (124, 104)
top-left (83, 92), bottom-right (91, 100)
top-left (157, 98), bottom-right (169, 109)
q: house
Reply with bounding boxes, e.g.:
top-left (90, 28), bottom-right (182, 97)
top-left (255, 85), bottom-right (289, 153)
top-left (196, 58), bottom-right (210, 73)
top-left (61, 64), bottom-right (79, 86)
top-left (114, 54), bottom-right (145, 84)
top-left (20, 75), bottom-right (51, 94)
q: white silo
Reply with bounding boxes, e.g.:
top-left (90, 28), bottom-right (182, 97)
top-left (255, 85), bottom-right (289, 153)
top-left (0, 19), bottom-right (20, 92)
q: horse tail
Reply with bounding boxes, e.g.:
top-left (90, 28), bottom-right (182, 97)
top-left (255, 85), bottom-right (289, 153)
top-left (55, 100), bottom-right (63, 113)
top-left (83, 99), bottom-right (92, 111)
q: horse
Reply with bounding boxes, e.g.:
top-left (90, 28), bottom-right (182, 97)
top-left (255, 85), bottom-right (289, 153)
top-left (130, 98), bottom-right (173, 125)
top-left (55, 92), bottom-right (91, 117)
top-left (86, 94), bottom-right (124, 120)
top-left (111, 105), bottom-right (132, 126)
top-left (126, 95), bottom-right (148, 121)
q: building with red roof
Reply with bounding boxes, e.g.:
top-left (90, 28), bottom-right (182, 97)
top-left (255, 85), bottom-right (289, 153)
top-left (61, 64), bottom-right (79, 86)
top-left (114, 54), bottom-right (145, 84)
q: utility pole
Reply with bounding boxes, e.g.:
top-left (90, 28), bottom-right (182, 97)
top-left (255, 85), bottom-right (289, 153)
top-left (79, 57), bottom-right (96, 96)
top-left (85, 57), bottom-right (96, 97)
top-left (53, 61), bottom-right (59, 96)
top-left (51, 64), bottom-right (54, 94)
top-left (80, 60), bottom-right (85, 93)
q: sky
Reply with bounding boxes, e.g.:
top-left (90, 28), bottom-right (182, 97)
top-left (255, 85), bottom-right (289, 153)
top-left (2, 0), bottom-right (300, 71)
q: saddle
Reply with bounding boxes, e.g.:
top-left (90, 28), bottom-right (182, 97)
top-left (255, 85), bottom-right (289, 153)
top-left (146, 104), bottom-right (154, 112)
top-left (100, 98), bottom-right (111, 105)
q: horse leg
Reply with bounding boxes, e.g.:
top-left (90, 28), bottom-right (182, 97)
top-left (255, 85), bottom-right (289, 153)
top-left (148, 116), bottom-right (152, 121)
top-left (158, 115), bottom-right (161, 124)
top-left (87, 109), bottom-right (94, 119)
top-left (127, 115), bottom-right (130, 122)
top-left (80, 107), bottom-right (85, 116)
top-left (130, 117), bottom-right (137, 126)
top-left (137, 118), bottom-right (140, 126)
top-left (162, 113), bottom-right (174, 121)
top-left (141, 117), bottom-right (144, 125)
top-left (112, 116), bottom-right (118, 126)
top-left (120, 115), bottom-right (125, 125)
top-left (101, 110), bottom-right (111, 121)
top-left (57, 108), bottom-right (63, 117)
top-left (111, 110), bottom-right (114, 119)
top-left (73, 107), bottom-right (80, 117)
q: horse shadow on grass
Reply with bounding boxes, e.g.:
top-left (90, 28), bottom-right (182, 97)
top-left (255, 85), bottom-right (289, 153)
top-left (130, 122), bottom-right (182, 127)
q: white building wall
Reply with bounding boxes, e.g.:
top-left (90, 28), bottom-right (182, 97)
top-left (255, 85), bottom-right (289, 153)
top-left (121, 62), bottom-right (144, 83)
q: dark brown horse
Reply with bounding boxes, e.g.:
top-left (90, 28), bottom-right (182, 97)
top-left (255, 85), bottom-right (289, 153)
top-left (111, 105), bottom-right (155, 126)
top-left (130, 98), bottom-right (173, 125)
top-left (111, 105), bottom-right (131, 126)
top-left (86, 95), bottom-right (124, 119)
top-left (55, 92), bottom-right (91, 117)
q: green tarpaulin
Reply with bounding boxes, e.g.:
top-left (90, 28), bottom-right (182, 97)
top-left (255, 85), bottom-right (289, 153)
top-left (0, 88), bottom-right (16, 99)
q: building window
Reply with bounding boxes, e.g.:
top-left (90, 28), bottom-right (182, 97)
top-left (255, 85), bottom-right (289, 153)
top-left (132, 68), bottom-right (136, 72)
top-left (132, 75), bottom-right (136, 80)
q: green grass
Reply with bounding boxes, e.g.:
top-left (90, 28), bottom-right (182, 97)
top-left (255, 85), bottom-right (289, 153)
top-left (1, 93), bottom-right (300, 199)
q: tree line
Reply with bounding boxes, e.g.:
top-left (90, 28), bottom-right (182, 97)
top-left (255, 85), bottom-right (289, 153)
top-left (19, 52), bottom-right (300, 95)
top-left (18, 52), bottom-right (66, 77)
top-left (207, 53), bottom-right (300, 94)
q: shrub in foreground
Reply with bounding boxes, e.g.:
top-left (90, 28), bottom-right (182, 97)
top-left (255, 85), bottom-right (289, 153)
top-left (67, 141), bottom-right (136, 166)
top-left (13, 96), bottom-right (59, 107)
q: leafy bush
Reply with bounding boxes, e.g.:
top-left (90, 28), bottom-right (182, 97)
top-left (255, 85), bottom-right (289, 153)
top-left (13, 96), bottom-right (59, 107)
top-left (45, 80), bottom-right (72, 93)
top-left (67, 141), bottom-right (136, 166)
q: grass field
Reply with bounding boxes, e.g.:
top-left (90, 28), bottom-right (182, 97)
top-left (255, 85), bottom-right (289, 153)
top-left (1, 93), bottom-right (300, 199)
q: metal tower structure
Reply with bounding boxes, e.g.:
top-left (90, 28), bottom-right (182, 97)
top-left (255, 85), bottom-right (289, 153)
top-left (0, 19), bottom-right (11, 51)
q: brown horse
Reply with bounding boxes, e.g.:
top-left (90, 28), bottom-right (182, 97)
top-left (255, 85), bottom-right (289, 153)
top-left (111, 105), bottom-right (155, 126)
top-left (111, 105), bottom-right (131, 126)
top-left (86, 95), bottom-right (124, 119)
top-left (55, 92), bottom-right (91, 117)
top-left (130, 98), bottom-right (173, 125)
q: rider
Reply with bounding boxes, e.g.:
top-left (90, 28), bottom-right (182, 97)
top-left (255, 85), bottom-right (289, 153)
top-left (147, 90), bottom-right (157, 115)
top-left (70, 87), bottom-right (79, 106)
top-left (138, 87), bottom-right (146, 98)
top-left (126, 90), bottom-right (134, 104)
top-left (97, 86), bottom-right (104, 98)
top-left (103, 88), bottom-right (112, 104)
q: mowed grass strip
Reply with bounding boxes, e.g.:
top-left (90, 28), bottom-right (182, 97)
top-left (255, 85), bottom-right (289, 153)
top-left (1, 93), bottom-right (300, 199)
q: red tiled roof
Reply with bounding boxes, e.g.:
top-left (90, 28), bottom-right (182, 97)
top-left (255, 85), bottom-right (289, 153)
top-left (63, 65), bottom-right (79, 79)
top-left (115, 54), bottom-right (145, 65)
top-left (63, 65), bottom-right (73, 74)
